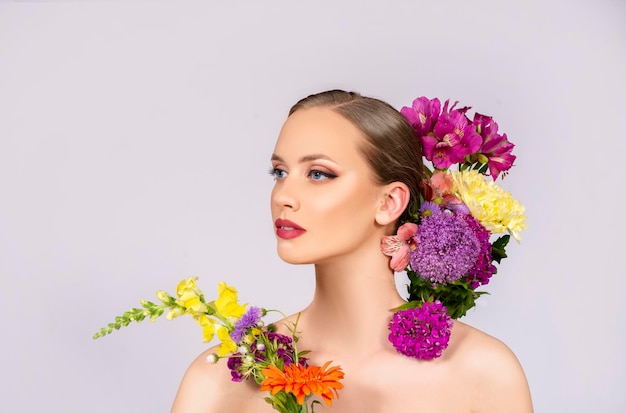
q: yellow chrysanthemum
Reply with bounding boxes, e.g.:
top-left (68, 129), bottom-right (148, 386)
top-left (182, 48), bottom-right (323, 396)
top-left (217, 326), bottom-right (237, 356)
top-left (450, 170), bottom-right (527, 241)
top-left (215, 282), bottom-right (246, 320)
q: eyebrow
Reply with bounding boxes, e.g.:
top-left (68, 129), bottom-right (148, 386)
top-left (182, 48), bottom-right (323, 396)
top-left (270, 153), bottom-right (336, 163)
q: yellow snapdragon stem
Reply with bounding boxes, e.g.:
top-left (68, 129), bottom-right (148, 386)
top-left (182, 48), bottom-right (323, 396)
top-left (217, 326), bottom-right (237, 356)
top-left (215, 282), bottom-right (246, 320)
top-left (197, 315), bottom-right (216, 342)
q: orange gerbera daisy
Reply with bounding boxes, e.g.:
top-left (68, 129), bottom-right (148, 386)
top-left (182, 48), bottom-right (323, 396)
top-left (259, 361), bottom-right (345, 406)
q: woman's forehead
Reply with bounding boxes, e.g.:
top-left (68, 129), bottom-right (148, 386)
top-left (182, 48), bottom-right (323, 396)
top-left (273, 107), bottom-right (365, 161)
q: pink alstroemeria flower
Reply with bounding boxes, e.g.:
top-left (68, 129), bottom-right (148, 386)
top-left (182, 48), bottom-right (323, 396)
top-left (429, 171), bottom-right (453, 197)
top-left (422, 101), bottom-right (482, 169)
top-left (473, 113), bottom-right (516, 180)
top-left (420, 172), bottom-right (469, 214)
top-left (420, 171), bottom-right (453, 202)
top-left (400, 97), bottom-right (441, 137)
top-left (381, 223), bottom-right (418, 272)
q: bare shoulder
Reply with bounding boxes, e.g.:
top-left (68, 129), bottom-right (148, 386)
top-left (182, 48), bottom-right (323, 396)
top-left (169, 314), bottom-right (303, 413)
top-left (169, 347), bottom-right (230, 413)
top-left (170, 347), bottom-right (261, 413)
top-left (449, 321), bottom-right (534, 413)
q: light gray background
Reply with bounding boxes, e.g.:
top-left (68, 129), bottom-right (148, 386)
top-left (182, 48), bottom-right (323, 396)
top-left (1, 1), bottom-right (624, 412)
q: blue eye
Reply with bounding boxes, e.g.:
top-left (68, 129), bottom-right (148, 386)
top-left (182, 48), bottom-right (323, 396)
top-left (269, 167), bottom-right (287, 180)
top-left (309, 169), bottom-right (336, 181)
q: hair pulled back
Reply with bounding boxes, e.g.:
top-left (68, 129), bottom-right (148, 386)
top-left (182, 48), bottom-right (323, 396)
top-left (289, 89), bottom-right (426, 224)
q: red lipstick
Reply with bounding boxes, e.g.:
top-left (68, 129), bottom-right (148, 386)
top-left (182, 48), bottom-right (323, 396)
top-left (275, 218), bottom-right (306, 239)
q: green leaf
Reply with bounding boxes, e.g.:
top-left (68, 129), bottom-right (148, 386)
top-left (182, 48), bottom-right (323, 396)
top-left (491, 235), bottom-right (510, 264)
top-left (393, 301), bottom-right (420, 311)
top-left (405, 271), bottom-right (485, 319)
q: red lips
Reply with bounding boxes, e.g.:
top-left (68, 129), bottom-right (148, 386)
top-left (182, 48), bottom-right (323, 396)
top-left (274, 218), bottom-right (306, 239)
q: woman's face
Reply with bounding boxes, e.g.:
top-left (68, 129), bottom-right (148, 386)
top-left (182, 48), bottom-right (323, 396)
top-left (270, 106), bottom-right (384, 266)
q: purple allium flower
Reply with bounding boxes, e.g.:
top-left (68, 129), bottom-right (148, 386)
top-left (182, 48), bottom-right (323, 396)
top-left (230, 306), bottom-right (262, 343)
top-left (388, 301), bottom-right (453, 360)
top-left (410, 210), bottom-right (480, 284)
top-left (461, 214), bottom-right (496, 288)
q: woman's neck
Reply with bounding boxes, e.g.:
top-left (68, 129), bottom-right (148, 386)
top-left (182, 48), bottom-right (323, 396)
top-left (298, 250), bottom-right (406, 360)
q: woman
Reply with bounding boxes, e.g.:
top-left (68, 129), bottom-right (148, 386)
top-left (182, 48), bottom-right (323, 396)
top-left (170, 90), bottom-right (533, 412)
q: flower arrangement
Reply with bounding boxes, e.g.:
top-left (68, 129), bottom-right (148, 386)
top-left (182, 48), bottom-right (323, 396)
top-left (382, 96), bottom-right (527, 360)
top-left (93, 278), bottom-right (344, 413)
top-left (93, 95), bottom-right (526, 411)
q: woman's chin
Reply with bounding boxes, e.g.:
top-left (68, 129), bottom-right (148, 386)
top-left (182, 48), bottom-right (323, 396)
top-left (276, 248), bottom-right (314, 265)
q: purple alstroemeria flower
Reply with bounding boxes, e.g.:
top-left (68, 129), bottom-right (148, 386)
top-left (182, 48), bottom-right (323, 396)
top-left (422, 100), bottom-right (482, 169)
top-left (400, 96), bottom-right (441, 137)
top-left (473, 113), bottom-right (516, 180)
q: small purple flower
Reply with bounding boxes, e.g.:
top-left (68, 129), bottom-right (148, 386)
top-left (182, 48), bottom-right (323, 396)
top-left (419, 201), bottom-right (441, 217)
top-left (230, 306), bottom-right (262, 343)
top-left (409, 210), bottom-right (480, 284)
top-left (266, 331), bottom-right (308, 366)
top-left (388, 301), bottom-right (453, 360)
top-left (227, 329), bottom-right (309, 382)
top-left (441, 196), bottom-right (470, 215)
top-left (227, 355), bottom-right (244, 382)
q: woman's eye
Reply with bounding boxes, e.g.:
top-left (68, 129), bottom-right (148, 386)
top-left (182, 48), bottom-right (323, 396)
top-left (269, 168), bottom-right (287, 180)
top-left (309, 169), bottom-right (336, 181)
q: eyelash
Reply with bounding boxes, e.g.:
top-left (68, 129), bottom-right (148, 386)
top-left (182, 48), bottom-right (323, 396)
top-left (268, 167), bottom-right (337, 182)
top-left (268, 167), bottom-right (287, 180)
top-left (309, 169), bottom-right (337, 181)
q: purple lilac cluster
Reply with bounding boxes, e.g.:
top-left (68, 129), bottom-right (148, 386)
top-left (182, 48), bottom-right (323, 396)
top-left (230, 306), bottom-right (262, 343)
top-left (227, 331), bottom-right (307, 382)
top-left (227, 355), bottom-right (246, 382)
top-left (409, 210), bottom-right (480, 284)
top-left (267, 331), bottom-right (302, 365)
top-left (461, 214), bottom-right (496, 288)
top-left (388, 301), bottom-right (453, 360)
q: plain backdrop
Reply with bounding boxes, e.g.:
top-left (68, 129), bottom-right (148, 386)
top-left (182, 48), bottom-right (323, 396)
top-left (1, 1), bottom-right (624, 412)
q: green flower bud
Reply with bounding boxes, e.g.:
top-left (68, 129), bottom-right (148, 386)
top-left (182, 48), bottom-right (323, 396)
top-left (156, 290), bottom-right (171, 303)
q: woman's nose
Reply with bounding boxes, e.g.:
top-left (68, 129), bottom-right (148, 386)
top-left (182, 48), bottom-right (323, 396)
top-left (271, 178), bottom-right (300, 211)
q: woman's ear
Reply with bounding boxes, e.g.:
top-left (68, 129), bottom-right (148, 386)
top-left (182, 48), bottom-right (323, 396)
top-left (375, 182), bottom-right (410, 226)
